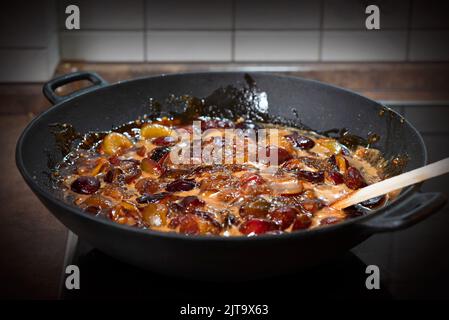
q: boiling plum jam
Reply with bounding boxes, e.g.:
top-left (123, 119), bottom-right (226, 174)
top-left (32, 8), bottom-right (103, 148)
top-left (54, 116), bottom-right (391, 237)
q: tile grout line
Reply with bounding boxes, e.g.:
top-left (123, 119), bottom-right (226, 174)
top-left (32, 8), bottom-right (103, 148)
top-left (231, 0), bottom-right (236, 62)
top-left (318, 0), bottom-right (325, 61)
top-left (55, 27), bottom-right (449, 32)
top-left (143, 0), bottom-right (147, 62)
top-left (405, 0), bottom-right (414, 61)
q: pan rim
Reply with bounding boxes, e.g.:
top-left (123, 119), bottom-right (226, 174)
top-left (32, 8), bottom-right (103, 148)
top-left (15, 71), bottom-right (427, 242)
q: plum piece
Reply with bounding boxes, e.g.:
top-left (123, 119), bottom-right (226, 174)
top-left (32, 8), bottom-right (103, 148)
top-left (194, 211), bottom-right (222, 233)
top-left (299, 199), bottom-right (323, 214)
top-left (168, 202), bottom-right (185, 215)
top-left (166, 179), bottom-right (197, 192)
top-left (297, 170), bottom-right (324, 183)
top-left (344, 167), bottom-right (367, 190)
top-left (135, 178), bottom-right (159, 195)
top-left (239, 219), bottom-right (278, 235)
top-left (135, 145), bottom-right (147, 157)
top-left (120, 200), bottom-right (141, 217)
top-left (140, 123), bottom-right (173, 139)
top-left (119, 159), bottom-right (142, 183)
top-left (104, 167), bottom-right (123, 183)
top-left (239, 197), bottom-right (271, 219)
top-left (335, 154), bottom-right (349, 172)
top-left (320, 216), bottom-right (341, 225)
top-left (269, 207), bottom-right (298, 230)
top-left (99, 185), bottom-right (124, 201)
top-left (85, 206), bottom-right (101, 214)
top-left (149, 146), bottom-right (171, 163)
top-left (264, 146), bottom-right (292, 165)
top-left (285, 132), bottom-right (315, 150)
top-left (136, 192), bottom-right (171, 204)
top-left (108, 155), bottom-right (121, 166)
top-left (107, 201), bottom-right (141, 226)
top-left (152, 136), bottom-right (176, 147)
top-left (240, 173), bottom-right (265, 188)
top-left (75, 157), bottom-right (109, 176)
top-left (142, 203), bottom-right (168, 227)
top-left (101, 132), bottom-right (133, 155)
top-left (239, 173), bottom-right (270, 196)
top-left (81, 194), bottom-right (113, 213)
top-left (180, 196), bottom-right (205, 212)
top-left (297, 157), bottom-right (327, 171)
top-left (140, 158), bottom-right (163, 176)
top-left (266, 146), bottom-right (293, 165)
top-left (269, 177), bottom-right (303, 196)
top-left (327, 171), bottom-right (344, 185)
top-left (161, 168), bottom-right (192, 180)
top-left (328, 154), bottom-right (350, 173)
top-left (178, 214), bottom-right (200, 235)
top-left (291, 213), bottom-right (312, 231)
top-left (200, 173), bottom-right (235, 193)
top-left (317, 138), bottom-right (342, 155)
top-left (71, 176), bottom-right (100, 194)
top-left (326, 155), bottom-right (346, 184)
top-left (282, 159), bottom-right (303, 171)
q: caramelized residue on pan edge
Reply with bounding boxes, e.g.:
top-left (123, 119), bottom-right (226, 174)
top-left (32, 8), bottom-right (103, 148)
top-left (52, 75), bottom-right (405, 236)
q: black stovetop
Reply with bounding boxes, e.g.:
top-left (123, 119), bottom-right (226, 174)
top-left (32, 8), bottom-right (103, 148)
top-left (60, 232), bottom-right (393, 300)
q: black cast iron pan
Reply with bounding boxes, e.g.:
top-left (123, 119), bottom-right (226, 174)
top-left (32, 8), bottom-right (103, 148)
top-left (16, 72), bottom-right (446, 279)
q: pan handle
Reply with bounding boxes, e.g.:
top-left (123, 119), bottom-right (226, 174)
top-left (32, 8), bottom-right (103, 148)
top-left (43, 71), bottom-right (108, 104)
top-left (359, 192), bottom-right (446, 233)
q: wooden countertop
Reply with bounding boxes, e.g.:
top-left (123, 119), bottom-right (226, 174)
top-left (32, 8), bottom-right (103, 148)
top-left (56, 62), bottom-right (449, 101)
top-left (1, 62), bottom-right (449, 116)
top-left (0, 61), bottom-right (448, 298)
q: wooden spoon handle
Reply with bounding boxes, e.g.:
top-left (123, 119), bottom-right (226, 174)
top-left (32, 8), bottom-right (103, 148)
top-left (332, 158), bottom-right (449, 210)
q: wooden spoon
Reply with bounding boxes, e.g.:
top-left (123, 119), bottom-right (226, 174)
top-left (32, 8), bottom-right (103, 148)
top-left (331, 158), bottom-right (449, 210)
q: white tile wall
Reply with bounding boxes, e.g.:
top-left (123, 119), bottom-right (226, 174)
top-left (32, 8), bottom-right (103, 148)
top-left (323, 0), bottom-right (410, 29)
top-left (235, 0), bottom-right (320, 29)
top-left (3, 0), bottom-right (449, 82)
top-left (411, 0), bottom-right (449, 29)
top-left (0, 49), bottom-right (50, 82)
top-left (409, 31), bottom-right (449, 61)
top-left (59, 0), bottom-right (144, 30)
top-left (0, 0), bottom-right (59, 82)
top-left (45, 0), bottom-right (58, 34)
top-left (146, 31), bottom-right (231, 61)
top-left (321, 31), bottom-right (407, 61)
top-left (60, 31), bottom-right (144, 61)
top-left (0, 2), bottom-right (48, 48)
top-left (234, 31), bottom-right (319, 61)
top-left (54, 0), bottom-right (449, 64)
top-left (145, 0), bottom-right (232, 30)
top-left (47, 33), bottom-right (60, 77)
